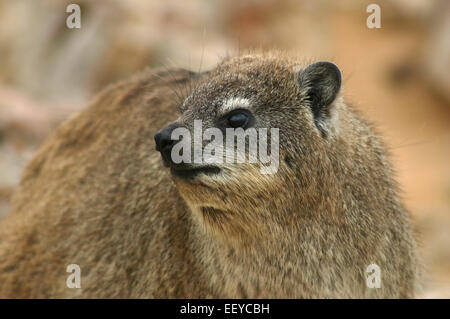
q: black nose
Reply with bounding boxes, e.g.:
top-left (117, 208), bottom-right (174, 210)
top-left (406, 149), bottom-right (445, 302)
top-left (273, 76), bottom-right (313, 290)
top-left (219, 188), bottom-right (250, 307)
top-left (154, 124), bottom-right (178, 160)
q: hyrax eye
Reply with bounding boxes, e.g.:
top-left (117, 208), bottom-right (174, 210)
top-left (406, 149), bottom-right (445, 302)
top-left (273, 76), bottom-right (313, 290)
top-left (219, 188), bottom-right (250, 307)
top-left (228, 112), bottom-right (249, 128)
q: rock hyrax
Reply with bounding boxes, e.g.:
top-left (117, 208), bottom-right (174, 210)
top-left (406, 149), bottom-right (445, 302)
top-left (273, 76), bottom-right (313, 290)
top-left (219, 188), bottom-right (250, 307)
top-left (0, 52), bottom-right (420, 298)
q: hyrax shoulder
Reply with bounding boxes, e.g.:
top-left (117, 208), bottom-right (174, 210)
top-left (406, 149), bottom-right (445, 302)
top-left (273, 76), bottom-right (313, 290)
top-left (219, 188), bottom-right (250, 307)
top-left (0, 52), bottom-right (420, 298)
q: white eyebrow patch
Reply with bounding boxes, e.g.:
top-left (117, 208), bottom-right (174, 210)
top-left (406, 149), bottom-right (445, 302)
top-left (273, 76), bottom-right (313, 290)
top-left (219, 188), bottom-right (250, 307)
top-left (221, 97), bottom-right (250, 114)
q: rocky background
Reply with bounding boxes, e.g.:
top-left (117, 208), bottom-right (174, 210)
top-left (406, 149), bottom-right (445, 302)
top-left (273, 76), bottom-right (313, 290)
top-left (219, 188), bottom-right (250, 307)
top-left (0, 0), bottom-right (448, 297)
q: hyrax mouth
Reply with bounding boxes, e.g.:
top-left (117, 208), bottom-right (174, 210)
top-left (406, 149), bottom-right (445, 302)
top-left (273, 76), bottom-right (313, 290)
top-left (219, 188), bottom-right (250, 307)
top-left (170, 165), bottom-right (221, 180)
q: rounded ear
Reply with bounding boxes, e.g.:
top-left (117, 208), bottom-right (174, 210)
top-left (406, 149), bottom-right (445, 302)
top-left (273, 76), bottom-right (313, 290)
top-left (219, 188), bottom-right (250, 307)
top-left (297, 61), bottom-right (342, 136)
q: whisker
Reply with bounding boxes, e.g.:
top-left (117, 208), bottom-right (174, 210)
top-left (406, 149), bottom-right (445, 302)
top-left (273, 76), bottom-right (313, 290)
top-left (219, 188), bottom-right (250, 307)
top-left (166, 58), bottom-right (189, 101)
top-left (159, 61), bottom-right (188, 105)
top-left (150, 70), bottom-right (184, 105)
top-left (391, 140), bottom-right (430, 149)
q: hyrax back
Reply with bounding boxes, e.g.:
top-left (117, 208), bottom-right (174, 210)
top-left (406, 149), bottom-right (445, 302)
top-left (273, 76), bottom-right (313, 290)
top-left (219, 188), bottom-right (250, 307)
top-left (0, 52), bottom-right (419, 298)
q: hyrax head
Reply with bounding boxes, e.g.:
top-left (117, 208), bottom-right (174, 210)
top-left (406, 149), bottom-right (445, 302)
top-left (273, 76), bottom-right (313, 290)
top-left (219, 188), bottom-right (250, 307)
top-left (155, 53), bottom-right (342, 216)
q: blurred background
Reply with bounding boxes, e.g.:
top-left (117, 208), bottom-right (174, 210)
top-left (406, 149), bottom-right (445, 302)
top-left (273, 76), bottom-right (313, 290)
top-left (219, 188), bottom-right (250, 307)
top-left (0, 0), bottom-right (448, 297)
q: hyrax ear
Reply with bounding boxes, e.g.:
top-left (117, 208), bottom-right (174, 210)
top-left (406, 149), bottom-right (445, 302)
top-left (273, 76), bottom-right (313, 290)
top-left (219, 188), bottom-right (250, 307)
top-left (297, 61), bottom-right (342, 136)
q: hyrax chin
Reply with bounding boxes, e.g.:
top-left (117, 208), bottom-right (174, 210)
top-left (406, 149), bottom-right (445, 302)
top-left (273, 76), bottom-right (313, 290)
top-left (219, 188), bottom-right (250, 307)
top-left (0, 52), bottom-right (419, 298)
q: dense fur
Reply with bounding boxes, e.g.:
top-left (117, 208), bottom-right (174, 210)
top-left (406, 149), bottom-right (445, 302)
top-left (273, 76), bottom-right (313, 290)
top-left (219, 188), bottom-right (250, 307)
top-left (0, 52), bottom-right (419, 298)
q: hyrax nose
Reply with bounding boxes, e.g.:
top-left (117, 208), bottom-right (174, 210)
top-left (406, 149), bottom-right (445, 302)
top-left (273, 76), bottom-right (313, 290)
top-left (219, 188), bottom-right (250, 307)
top-left (154, 124), bottom-right (178, 157)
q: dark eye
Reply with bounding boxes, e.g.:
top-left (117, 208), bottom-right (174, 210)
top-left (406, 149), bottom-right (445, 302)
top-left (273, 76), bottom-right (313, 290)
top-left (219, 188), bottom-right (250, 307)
top-left (228, 112), bottom-right (249, 128)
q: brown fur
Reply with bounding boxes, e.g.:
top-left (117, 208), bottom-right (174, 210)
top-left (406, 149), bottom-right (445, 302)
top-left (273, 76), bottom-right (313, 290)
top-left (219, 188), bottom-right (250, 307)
top-left (0, 52), bottom-right (420, 298)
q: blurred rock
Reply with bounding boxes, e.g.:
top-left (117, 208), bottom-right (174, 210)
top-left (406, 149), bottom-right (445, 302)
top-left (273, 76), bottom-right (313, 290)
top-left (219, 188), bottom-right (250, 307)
top-left (0, 85), bottom-right (80, 144)
top-left (423, 1), bottom-right (450, 104)
top-left (0, 84), bottom-right (80, 221)
top-left (0, 0), bottom-right (231, 105)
